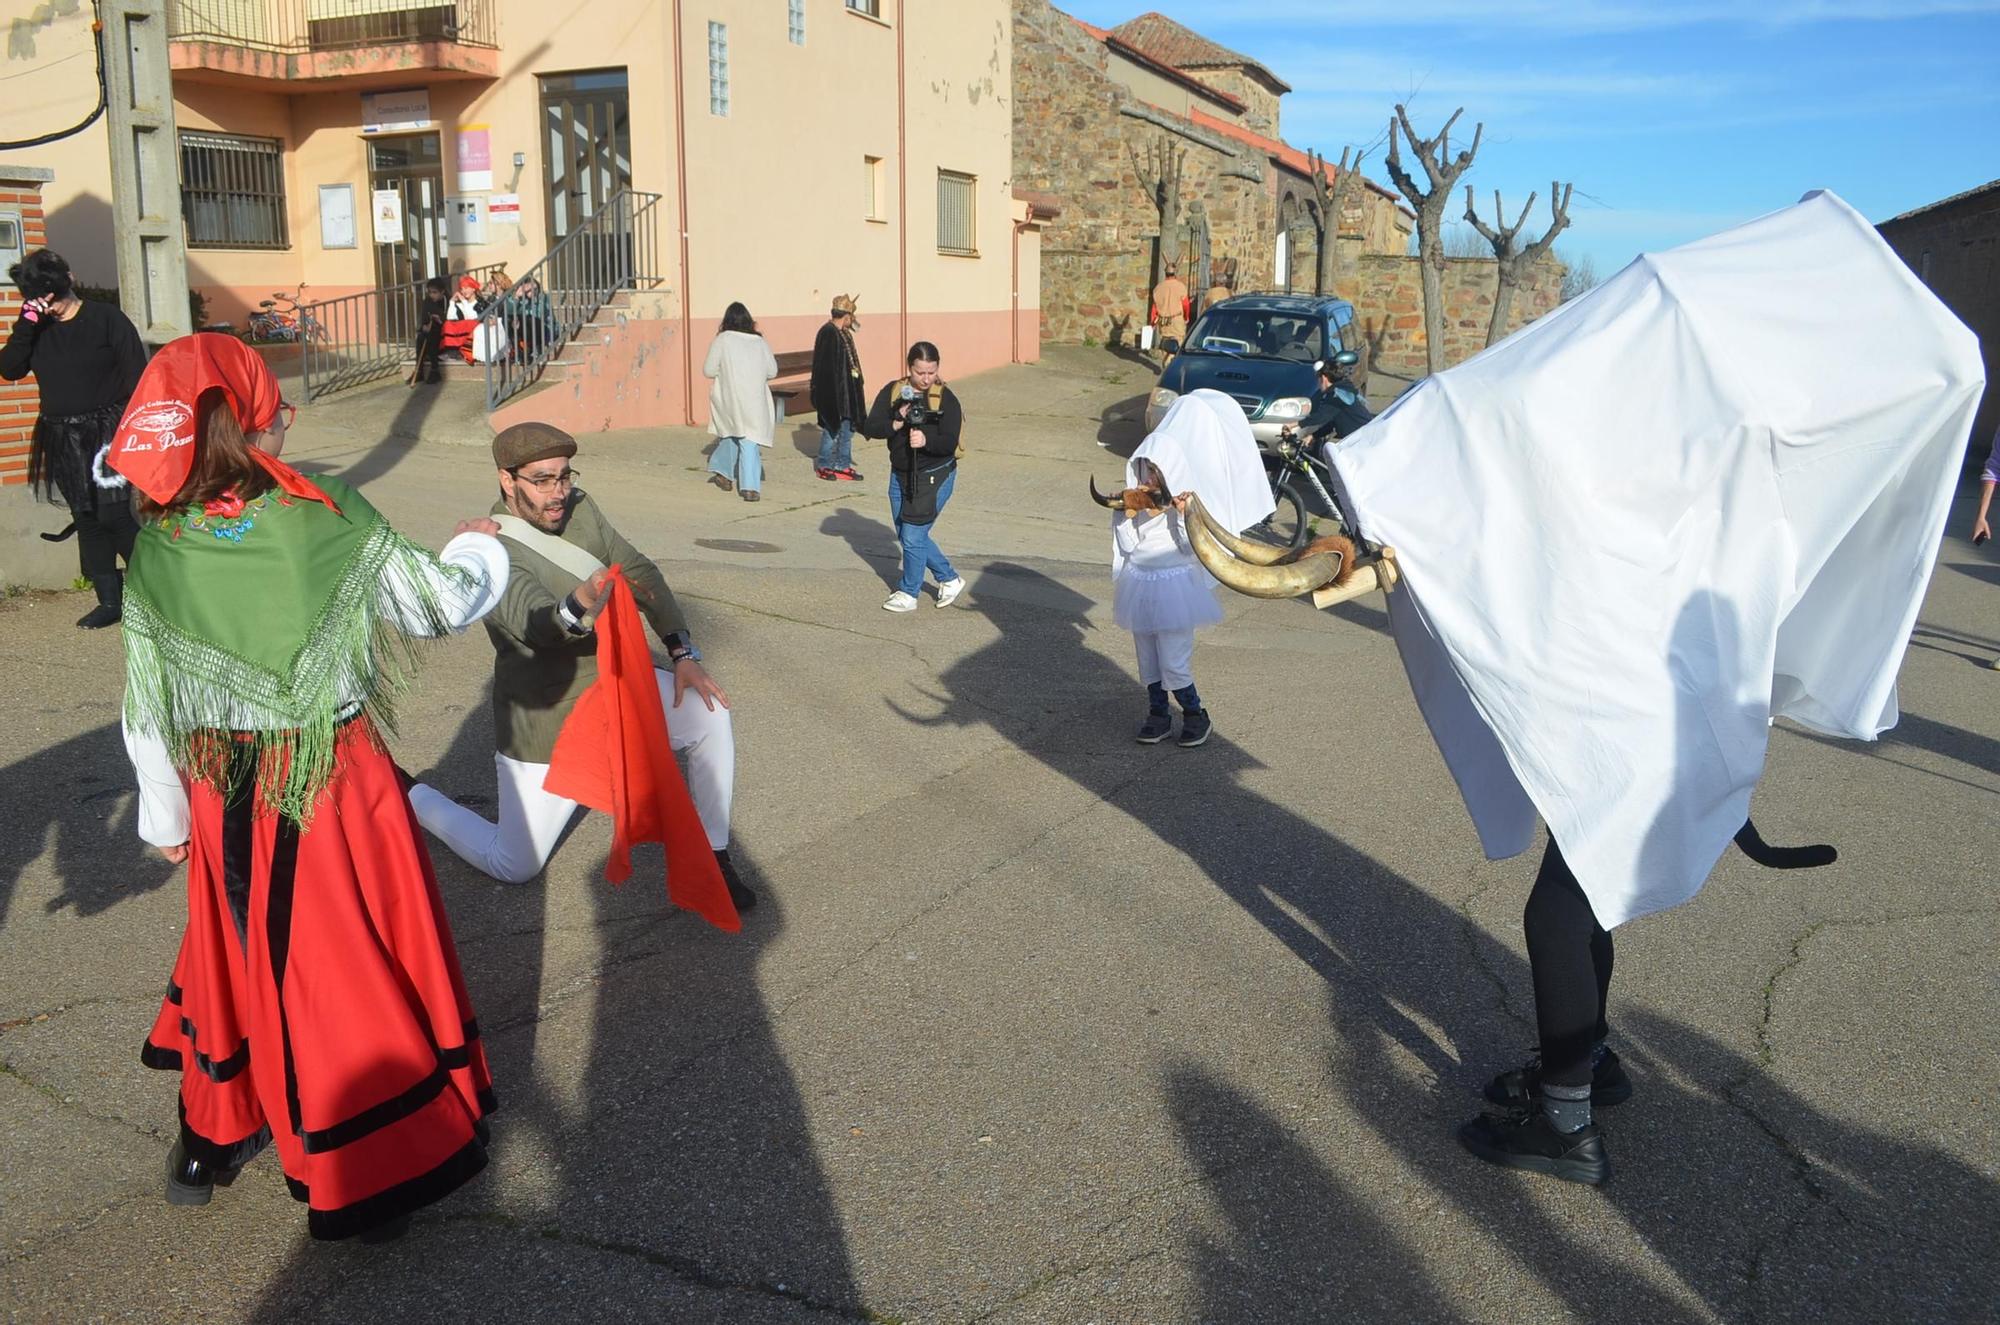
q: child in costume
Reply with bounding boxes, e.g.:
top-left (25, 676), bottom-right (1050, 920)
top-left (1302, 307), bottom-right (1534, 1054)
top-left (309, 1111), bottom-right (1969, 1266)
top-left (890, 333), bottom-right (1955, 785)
top-left (110, 334), bottom-right (511, 1241)
top-left (1111, 389), bottom-right (1275, 747)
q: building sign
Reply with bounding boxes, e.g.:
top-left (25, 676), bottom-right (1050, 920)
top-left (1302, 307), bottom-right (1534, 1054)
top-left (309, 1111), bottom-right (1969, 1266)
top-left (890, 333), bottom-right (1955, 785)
top-left (363, 88), bottom-right (432, 134)
top-left (371, 189), bottom-right (404, 244)
top-left (446, 196), bottom-right (487, 247)
top-left (318, 183), bottom-right (356, 249)
top-left (455, 124), bottom-right (492, 191)
top-left (489, 193), bottom-right (521, 224)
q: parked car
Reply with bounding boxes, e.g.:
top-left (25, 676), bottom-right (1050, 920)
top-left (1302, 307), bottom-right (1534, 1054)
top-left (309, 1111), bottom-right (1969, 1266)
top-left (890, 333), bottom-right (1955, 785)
top-left (1143, 293), bottom-right (1360, 444)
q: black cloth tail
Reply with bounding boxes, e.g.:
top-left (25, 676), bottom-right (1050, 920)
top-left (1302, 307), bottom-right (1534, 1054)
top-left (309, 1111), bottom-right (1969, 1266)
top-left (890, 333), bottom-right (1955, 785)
top-left (1735, 817), bottom-right (1838, 869)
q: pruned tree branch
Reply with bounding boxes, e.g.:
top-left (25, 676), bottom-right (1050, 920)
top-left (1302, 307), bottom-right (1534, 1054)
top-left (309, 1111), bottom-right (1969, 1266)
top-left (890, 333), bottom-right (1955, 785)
top-left (1466, 178), bottom-right (1575, 345)
top-left (1385, 104), bottom-right (1484, 373)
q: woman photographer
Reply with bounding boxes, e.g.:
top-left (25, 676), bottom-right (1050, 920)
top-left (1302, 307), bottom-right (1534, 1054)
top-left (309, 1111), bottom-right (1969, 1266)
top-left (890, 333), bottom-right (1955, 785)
top-left (1, 249), bottom-right (149, 627)
top-left (864, 341), bottom-right (966, 612)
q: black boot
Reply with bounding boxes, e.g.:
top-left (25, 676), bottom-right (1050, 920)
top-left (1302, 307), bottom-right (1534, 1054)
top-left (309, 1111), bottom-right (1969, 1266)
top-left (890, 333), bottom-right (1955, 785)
top-left (76, 575), bottom-right (122, 629)
top-left (715, 848), bottom-right (758, 913)
top-left (165, 1139), bottom-right (238, 1206)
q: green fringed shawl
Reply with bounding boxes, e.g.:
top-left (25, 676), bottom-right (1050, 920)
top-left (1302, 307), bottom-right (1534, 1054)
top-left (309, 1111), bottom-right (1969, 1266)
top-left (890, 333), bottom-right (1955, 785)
top-left (120, 474), bottom-right (472, 822)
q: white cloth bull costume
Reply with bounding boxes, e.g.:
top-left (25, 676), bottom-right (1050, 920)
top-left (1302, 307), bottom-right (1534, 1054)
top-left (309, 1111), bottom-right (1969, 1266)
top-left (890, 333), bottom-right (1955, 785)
top-left (1176, 191), bottom-right (1984, 1182)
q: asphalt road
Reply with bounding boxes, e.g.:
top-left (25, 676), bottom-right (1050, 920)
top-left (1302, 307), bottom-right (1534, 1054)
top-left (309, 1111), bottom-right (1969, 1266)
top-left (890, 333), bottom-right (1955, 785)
top-left (1, 347), bottom-right (1995, 1323)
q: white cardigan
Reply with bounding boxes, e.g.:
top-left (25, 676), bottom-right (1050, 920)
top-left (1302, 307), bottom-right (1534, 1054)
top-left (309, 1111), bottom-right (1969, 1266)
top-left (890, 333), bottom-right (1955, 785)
top-left (703, 330), bottom-right (779, 446)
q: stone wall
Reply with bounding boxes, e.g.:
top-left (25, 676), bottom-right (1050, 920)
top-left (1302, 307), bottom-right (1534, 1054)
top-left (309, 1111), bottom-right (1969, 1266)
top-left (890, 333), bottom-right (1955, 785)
top-left (1347, 253), bottom-right (1565, 381)
top-left (1196, 68), bottom-right (1281, 135)
top-left (1015, 0), bottom-right (1279, 347)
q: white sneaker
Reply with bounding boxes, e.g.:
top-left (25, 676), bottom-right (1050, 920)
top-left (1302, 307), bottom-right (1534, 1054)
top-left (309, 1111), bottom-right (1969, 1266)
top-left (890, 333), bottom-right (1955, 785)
top-left (883, 591), bottom-right (919, 612)
top-left (935, 577), bottom-right (966, 608)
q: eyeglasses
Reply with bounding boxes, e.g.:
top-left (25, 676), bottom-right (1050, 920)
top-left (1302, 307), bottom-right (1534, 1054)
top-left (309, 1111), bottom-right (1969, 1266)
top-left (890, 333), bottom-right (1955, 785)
top-left (511, 466), bottom-right (580, 493)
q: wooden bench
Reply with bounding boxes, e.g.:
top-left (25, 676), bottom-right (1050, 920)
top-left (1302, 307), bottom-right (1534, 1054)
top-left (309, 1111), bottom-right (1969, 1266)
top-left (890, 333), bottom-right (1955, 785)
top-left (771, 349), bottom-right (815, 417)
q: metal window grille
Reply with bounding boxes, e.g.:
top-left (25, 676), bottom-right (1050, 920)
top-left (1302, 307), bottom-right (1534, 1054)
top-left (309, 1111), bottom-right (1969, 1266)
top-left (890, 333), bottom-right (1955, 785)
top-left (788, 0), bottom-right (806, 44)
top-left (708, 22), bottom-right (729, 117)
top-left (180, 131), bottom-right (289, 250)
top-left (937, 170), bottom-right (976, 255)
top-left (845, 0), bottom-right (880, 17)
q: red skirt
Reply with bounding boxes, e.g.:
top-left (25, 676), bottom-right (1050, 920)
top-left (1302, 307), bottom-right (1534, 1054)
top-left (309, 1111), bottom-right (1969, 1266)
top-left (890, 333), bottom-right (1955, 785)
top-left (141, 718), bottom-right (493, 1240)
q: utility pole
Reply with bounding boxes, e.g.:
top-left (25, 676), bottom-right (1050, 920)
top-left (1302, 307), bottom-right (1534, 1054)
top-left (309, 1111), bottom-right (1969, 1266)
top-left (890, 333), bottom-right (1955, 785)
top-left (100, 0), bottom-right (190, 345)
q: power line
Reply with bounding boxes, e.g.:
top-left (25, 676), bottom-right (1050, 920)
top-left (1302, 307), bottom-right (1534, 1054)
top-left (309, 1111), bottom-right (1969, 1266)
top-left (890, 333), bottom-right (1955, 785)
top-left (0, 20), bottom-right (107, 150)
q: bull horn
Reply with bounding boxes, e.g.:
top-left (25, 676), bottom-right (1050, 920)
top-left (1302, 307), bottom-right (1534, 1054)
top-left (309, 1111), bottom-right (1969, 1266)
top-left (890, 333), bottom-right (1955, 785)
top-left (1089, 475), bottom-right (1122, 509)
top-left (1182, 494), bottom-right (1291, 566)
top-left (1185, 494), bottom-right (1345, 599)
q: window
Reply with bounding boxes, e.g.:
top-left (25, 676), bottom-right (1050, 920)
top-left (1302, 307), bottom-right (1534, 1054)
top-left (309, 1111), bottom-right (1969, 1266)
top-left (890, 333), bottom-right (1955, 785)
top-left (1919, 249), bottom-right (1933, 284)
top-left (180, 131), bottom-right (289, 250)
top-left (707, 21), bottom-right (729, 117)
top-left (936, 170), bottom-right (975, 256)
top-left (864, 156), bottom-right (885, 221)
top-left (846, 0), bottom-right (881, 17)
top-left (788, 0), bottom-right (806, 44)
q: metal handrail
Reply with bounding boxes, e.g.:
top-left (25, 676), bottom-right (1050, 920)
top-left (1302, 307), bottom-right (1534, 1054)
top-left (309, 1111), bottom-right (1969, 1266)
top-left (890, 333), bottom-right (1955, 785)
top-left (166, 0), bottom-right (499, 54)
top-left (485, 190), bottom-right (663, 411)
top-left (297, 263), bottom-right (505, 402)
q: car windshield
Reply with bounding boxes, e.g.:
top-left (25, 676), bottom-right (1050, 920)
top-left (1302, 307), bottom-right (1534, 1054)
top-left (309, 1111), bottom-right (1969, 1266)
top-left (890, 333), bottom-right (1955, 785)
top-left (1183, 310), bottom-right (1324, 363)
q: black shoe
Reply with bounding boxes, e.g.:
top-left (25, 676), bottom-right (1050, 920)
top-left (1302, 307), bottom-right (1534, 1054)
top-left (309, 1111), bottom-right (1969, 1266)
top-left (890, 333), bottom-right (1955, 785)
top-left (76, 602), bottom-right (122, 629)
top-left (1136, 710), bottom-right (1173, 744)
top-left (1177, 708), bottom-right (1212, 747)
top-left (715, 849), bottom-right (758, 913)
top-left (1457, 1107), bottom-right (1609, 1185)
top-left (1484, 1048), bottom-right (1633, 1109)
top-left (357, 1213), bottom-right (412, 1244)
top-left (165, 1140), bottom-right (236, 1206)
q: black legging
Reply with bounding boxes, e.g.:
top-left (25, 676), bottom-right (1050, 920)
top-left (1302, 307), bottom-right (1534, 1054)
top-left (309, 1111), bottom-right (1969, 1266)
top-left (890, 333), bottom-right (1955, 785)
top-left (1522, 838), bottom-right (1614, 1088)
top-left (76, 490), bottom-right (140, 591)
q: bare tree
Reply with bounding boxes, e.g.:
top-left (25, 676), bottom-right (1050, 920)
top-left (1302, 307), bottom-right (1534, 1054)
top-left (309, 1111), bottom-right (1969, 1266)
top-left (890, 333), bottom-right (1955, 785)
top-left (1384, 104), bottom-right (1483, 375)
top-left (1305, 146), bottom-right (1369, 297)
top-left (1556, 247), bottom-right (1600, 301)
top-left (1129, 133), bottom-right (1187, 291)
top-left (1465, 181), bottom-right (1574, 345)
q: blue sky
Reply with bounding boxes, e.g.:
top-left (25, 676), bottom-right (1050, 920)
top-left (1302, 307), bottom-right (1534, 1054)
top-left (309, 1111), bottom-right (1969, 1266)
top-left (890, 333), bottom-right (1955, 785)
top-left (1058, 1), bottom-right (2000, 279)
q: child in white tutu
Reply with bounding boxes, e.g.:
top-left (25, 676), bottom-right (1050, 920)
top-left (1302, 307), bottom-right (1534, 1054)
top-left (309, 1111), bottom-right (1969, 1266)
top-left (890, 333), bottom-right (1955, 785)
top-left (1112, 390), bottom-right (1276, 747)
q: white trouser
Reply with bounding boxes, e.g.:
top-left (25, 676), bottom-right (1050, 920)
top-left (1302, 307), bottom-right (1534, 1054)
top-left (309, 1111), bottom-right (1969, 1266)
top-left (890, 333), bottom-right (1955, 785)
top-left (410, 668), bottom-right (734, 884)
top-left (1133, 628), bottom-right (1196, 692)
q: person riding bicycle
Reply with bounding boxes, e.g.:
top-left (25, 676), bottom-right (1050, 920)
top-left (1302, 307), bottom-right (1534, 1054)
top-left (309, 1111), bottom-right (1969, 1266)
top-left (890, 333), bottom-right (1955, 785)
top-left (1286, 351), bottom-right (1373, 456)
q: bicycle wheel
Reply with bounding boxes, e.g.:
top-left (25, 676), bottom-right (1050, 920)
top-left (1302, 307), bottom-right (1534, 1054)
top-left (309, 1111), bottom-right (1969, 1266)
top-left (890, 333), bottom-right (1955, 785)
top-left (1249, 466), bottom-right (1309, 550)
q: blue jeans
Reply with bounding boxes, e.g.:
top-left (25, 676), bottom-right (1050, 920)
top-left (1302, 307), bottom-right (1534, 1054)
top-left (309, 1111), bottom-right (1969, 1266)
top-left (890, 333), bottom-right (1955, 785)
top-left (816, 418), bottom-right (854, 472)
top-left (888, 468), bottom-right (958, 597)
top-left (708, 436), bottom-right (763, 492)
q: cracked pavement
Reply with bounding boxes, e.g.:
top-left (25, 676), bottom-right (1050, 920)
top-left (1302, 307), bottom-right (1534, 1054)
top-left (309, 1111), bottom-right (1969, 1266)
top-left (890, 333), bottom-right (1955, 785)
top-left (1, 347), bottom-right (1995, 1322)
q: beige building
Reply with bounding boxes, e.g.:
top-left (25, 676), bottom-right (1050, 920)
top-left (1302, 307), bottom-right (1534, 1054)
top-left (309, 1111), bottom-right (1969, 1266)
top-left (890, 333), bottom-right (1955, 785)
top-left (8, 0), bottom-right (1036, 427)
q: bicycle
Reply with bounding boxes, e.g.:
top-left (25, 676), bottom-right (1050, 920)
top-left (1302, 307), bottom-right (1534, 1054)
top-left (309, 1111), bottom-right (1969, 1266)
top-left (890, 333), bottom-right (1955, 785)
top-left (242, 284), bottom-right (327, 344)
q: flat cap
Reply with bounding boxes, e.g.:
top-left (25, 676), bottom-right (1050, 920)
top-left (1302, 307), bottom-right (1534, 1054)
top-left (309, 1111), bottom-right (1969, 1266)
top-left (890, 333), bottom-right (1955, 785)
top-left (492, 421), bottom-right (577, 470)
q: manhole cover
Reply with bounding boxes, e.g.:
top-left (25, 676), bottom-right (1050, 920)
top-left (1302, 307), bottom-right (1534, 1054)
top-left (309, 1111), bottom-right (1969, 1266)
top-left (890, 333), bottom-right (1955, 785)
top-left (694, 538), bottom-right (782, 554)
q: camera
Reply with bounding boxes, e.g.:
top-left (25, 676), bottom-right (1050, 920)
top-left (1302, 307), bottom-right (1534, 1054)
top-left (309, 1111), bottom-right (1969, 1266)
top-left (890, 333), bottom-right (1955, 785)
top-left (896, 383), bottom-right (939, 430)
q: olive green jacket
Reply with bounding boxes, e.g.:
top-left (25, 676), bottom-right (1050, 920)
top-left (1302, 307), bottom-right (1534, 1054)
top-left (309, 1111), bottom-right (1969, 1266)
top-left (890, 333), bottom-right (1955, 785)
top-left (485, 490), bottom-right (688, 762)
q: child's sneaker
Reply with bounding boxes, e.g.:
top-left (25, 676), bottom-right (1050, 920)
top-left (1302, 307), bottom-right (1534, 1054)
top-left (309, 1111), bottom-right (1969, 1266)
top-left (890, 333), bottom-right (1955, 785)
top-left (1177, 708), bottom-right (1212, 747)
top-left (1136, 711), bottom-right (1173, 744)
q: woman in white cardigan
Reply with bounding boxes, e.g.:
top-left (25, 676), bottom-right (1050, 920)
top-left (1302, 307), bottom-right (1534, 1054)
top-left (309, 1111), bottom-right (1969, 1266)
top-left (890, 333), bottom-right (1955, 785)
top-left (703, 302), bottom-right (779, 501)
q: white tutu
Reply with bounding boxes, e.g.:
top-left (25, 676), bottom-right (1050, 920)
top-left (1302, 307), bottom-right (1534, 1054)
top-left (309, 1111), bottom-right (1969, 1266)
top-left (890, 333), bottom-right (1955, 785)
top-left (1114, 562), bottom-right (1224, 633)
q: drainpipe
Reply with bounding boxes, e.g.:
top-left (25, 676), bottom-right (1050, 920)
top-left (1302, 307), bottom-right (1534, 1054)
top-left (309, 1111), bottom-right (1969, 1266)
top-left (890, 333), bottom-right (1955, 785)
top-left (896, 0), bottom-right (908, 355)
top-left (673, 0), bottom-right (695, 424)
top-left (1011, 217), bottom-right (1031, 364)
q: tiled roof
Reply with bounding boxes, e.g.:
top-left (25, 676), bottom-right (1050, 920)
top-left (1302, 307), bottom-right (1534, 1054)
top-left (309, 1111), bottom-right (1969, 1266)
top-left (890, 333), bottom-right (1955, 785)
top-left (1066, 13), bottom-right (1245, 112)
top-left (1110, 12), bottom-right (1291, 94)
top-left (1878, 178), bottom-right (2000, 226)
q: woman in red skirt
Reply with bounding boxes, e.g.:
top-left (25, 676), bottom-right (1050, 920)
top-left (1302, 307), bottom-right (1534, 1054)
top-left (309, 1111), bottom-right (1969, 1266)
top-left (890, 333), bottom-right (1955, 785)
top-left (108, 334), bottom-right (510, 1241)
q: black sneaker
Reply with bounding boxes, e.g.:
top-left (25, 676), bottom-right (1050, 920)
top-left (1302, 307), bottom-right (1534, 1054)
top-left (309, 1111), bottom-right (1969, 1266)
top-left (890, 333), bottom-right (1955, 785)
top-left (715, 849), bottom-right (758, 914)
top-left (1457, 1107), bottom-right (1609, 1185)
top-left (1136, 711), bottom-right (1173, 744)
top-left (1177, 707), bottom-right (1212, 747)
top-left (1484, 1048), bottom-right (1633, 1109)
top-left (76, 602), bottom-right (122, 629)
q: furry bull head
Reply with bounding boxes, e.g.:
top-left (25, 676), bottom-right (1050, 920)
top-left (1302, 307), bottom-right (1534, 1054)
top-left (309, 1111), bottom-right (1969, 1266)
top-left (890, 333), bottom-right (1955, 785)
top-left (1089, 474), bottom-right (1168, 513)
top-left (1184, 494), bottom-right (1399, 605)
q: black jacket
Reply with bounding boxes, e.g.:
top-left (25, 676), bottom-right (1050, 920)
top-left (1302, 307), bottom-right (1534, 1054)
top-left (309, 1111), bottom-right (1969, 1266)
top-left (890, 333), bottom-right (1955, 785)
top-left (1299, 379), bottom-right (1374, 442)
top-left (865, 378), bottom-right (962, 478)
top-left (810, 320), bottom-right (867, 430)
top-left (0, 299), bottom-right (147, 418)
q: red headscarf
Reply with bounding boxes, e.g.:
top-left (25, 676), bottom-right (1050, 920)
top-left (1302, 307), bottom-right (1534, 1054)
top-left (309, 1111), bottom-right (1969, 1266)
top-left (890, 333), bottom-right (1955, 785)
top-left (109, 333), bottom-right (336, 511)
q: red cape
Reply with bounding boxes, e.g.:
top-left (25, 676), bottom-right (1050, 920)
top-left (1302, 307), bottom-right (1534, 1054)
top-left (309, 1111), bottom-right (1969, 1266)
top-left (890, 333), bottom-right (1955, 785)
top-left (543, 567), bottom-right (739, 932)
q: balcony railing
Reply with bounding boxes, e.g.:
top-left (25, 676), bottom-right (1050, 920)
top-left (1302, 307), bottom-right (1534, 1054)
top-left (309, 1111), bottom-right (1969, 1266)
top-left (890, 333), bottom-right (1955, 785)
top-left (166, 0), bottom-right (497, 54)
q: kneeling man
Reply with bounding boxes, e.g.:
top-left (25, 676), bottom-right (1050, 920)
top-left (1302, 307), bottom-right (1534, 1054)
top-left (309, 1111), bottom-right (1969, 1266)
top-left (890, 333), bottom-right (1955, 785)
top-left (411, 422), bottom-right (754, 909)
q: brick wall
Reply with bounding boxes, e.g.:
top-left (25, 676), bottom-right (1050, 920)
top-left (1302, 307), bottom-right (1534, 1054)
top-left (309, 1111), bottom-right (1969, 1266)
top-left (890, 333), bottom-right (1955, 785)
top-left (0, 173), bottom-right (48, 486)
top-left (1878, 185), bottom-right (2000, 455)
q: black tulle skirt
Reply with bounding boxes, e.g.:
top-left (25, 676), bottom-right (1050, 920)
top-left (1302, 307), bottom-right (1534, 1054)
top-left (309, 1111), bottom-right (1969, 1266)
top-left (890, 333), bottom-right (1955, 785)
top-left (30, 403), bottom-right (125, 514)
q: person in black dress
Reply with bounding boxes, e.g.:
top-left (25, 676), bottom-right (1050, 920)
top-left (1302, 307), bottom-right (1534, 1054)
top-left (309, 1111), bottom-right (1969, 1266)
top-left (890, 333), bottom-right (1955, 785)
top-left (1, 249), bottom-right (148, 627)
